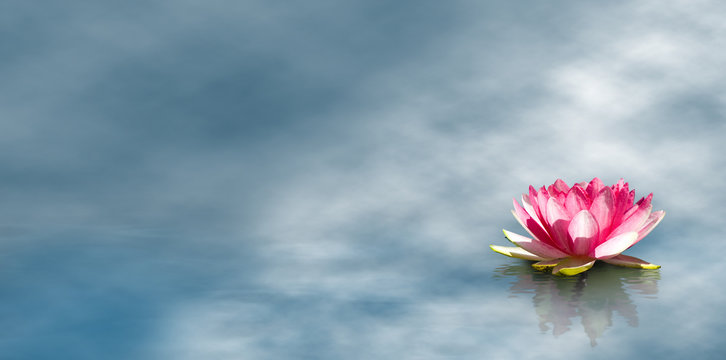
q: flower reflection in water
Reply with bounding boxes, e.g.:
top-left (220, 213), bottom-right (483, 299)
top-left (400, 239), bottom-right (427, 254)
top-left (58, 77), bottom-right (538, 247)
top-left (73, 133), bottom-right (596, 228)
top-left (493, 261), bottom-right (660, 346)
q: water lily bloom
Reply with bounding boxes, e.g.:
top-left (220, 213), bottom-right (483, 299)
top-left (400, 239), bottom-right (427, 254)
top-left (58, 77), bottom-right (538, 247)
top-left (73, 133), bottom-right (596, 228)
top-left (491, 178), bottom-right (664, 276)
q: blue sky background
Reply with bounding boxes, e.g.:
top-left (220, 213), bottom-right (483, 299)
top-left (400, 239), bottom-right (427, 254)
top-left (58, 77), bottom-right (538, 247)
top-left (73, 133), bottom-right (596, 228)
top-left (2, 1), bottom-right (726, 359)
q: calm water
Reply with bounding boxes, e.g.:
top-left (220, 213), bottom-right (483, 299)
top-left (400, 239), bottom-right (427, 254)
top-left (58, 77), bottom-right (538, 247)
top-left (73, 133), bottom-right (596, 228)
top-left (1, 216), bottom-right (723, 359)
top-left (3, 1), bottom-right (726, 359)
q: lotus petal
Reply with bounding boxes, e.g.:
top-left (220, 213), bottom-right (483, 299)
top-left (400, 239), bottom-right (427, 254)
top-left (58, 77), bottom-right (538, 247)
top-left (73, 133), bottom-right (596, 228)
top-left (614, 178), bottom-right (626, 191)
top-left (610, 184), bottom-right (632, 229)
top-left (511, 210), bottom-right (551, 247)
top-left (536, 186), bottom-right (550, 222)
top-left (546, 198), bottom-right (571, 252)
top-left (549, 179), bottom-right (569, 203)
top-left (528, 185), bottom-right (542, 216)
top-left (586, 178), bottom-right (605, 199)
top-left (554, 178), bottom-right (569, 193)
top-left (490, 245), bottom-right (547, 261)
top-left (503, 229), bottom-right (568, 259)
top-left (603, 254), bottom-right (660, 269)
top-left (552, 257), bottom-right (596, 276)
top-left (626, 189), bottom-right (635, 207)
top-left (521, 194), bottom-right (544, 227)
top-left (565, 185), bottom-right (590, 217)
top-left (512, 199), bottom-right (553, 245)
top-left (568, 210), bottom-right (599, 256)
top-left (590, 187), bottom-right (615, 237)
top-left (591, 231), bottom-right (638, 259)
top-left (637, 210), bottom-right (665, 241)
top-left (609, 201), bottom-right (652, 239)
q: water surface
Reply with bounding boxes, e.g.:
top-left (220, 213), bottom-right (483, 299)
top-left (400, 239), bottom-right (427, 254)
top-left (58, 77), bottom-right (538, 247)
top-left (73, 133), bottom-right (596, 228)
top-left (2, 1), bottom-right (726, 359)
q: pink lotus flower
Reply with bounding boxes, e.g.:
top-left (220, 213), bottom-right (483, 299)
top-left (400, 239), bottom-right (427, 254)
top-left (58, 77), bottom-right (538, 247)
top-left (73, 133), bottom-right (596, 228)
top-left (491, 178), bottom-right (664, 276)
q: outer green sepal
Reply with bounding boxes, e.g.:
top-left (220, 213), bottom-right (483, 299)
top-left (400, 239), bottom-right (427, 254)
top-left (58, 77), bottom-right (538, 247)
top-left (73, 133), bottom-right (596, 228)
top-left (489, 245), bottom-right (546, 261)
top-left (552, 257), bottom-right (596, 276)
top-left (532, 258), bottom-right (563, 271)
top-left (603, 254), bottom-right (661, 269)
